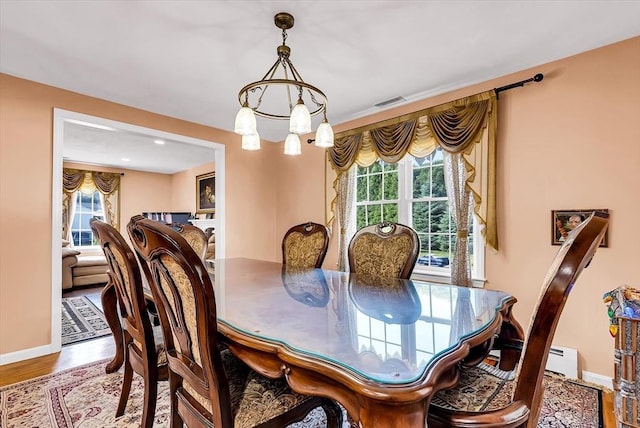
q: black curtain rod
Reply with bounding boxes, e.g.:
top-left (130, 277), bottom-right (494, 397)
top-left (308, 73), bottom-right (544, 144)
top-left (494, 73), bottom-right (544, 99)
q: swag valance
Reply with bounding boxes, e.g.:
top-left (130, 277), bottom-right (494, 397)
top-left (62, 168), bottom-right (121, 241)
top-left (327, 91), bottom-right (498, 251)
top-left (63, 169), bottom-right (120, 195)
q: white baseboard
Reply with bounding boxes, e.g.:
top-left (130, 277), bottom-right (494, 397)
top-left (582, 370), bottom-right (613, 389)
top-left (0, 344), bottom-right (54, 366)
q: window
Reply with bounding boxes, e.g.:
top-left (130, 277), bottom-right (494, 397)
top-left (354, 147), bottom-right (484, 280)
top-left (71, 190), bottom-right (104, 247)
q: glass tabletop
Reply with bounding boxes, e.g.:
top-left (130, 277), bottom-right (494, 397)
top-left (212, 258), bottom-right (511, 385)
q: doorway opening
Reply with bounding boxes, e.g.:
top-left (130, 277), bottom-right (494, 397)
top-left (52, 108), bottom-right (226, 353)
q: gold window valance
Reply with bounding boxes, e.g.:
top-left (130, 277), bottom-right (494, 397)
top-left (327, 91), bottom-right (498, 250)
top-left (62, 168), bottom-right (121, 240)
top-left (63, 168), bottom-right (120, 195)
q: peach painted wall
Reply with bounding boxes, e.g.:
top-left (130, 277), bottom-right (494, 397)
top-left (1, 37), bottom-right (638, 378)
top-left (171, 162), bottom-right (215, 214)
top-left (0, 74), bottom-right (277, 355)
top-left (63, 162), bottom-right (173, 237)
top-left (273, 37), bottom-right (640, 377)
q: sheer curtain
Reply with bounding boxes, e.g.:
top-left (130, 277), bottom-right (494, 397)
top-left (335, 167), bottom-right (356, 272)
top-left (62, 168), bottom-right (121, 243)
top-left (326, 91), bottom-right (497, 285)
top-left (443, 153), bottom-right (472, 286)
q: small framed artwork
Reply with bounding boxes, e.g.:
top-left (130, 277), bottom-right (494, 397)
top-left (551, 209), bottom-right (609, 247)
top-left (196, 172), bottom-right (215, 214)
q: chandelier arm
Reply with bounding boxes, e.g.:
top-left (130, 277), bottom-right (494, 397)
top-left (283, 60), bottom-right (295, 112)
top-left (259, 57), bottom-right (284, 83)
top-left (284, 59), bottom-right (306, 85)
top-left (239, 57), bottom-right (284, 112)
top-left (254, 58), bottom-right (284, 111)
top-left (285, 60), bottom-right (325, 109)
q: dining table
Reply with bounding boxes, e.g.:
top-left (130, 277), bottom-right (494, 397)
top-left (101, 257), bottom-right (516, 428)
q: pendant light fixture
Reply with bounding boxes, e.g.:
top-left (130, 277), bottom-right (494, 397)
top-left (234, 12), bottom-right (334, 155)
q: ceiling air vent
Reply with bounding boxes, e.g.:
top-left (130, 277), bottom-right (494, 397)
top-left (374, 96), bottom-right (406, 108)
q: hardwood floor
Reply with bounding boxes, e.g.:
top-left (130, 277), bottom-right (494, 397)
top-left (0, 285), bottom-right (618, 427)
top-left (0, 285), bottom-right (113, 387)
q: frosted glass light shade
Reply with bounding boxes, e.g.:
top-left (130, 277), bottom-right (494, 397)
top-left (314, 120), bottom-right (334, 148)
top-left (289, 100), bottom-right (311, 134)
top-left (241, 133), bottom-right (261, 151)
top-left (284, 133), bottom-right (302, 156)
top-left (234, 106), bottom-right (257, 135)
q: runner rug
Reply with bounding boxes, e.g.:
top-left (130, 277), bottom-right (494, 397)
top-left (61, 296), bottom-right (111, 346)
top-left (0, 358), bottom-right (604, 427)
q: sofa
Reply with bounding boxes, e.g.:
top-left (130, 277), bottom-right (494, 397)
top-left (61, 240), bottom-right (110, 290)
top-left (204, 227), bottom-right (215, 261)
top-left (61, 240), bottom-right (81, 290)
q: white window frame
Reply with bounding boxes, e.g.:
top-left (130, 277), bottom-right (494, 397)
top-left (70, 189), bottom-right (104, 249)
top-left (353, 153), bottom-right (486, 287)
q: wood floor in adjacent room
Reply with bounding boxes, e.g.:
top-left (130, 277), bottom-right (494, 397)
top-left (0, 286), bottom-right (617, 427)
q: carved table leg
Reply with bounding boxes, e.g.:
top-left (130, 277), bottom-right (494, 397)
top-left (498, 305), bottom-right (525, 371)
top-left (101, 281), bottom-right (124, 373)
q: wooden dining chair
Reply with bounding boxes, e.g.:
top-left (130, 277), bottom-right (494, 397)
top-left (89, 218), bottom-right (168, 428)
top-left (168, 221), bottom-right (209, 261)
top-left (282, 221), bottom-right (330, 268)
top-left (427, 211), bottom-right (609, 428)
top-left (127, 216), bottom-right (343, 428)
top-left (348, 221), bottom-right (420, 279)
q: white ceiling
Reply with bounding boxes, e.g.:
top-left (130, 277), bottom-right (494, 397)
top-left (62, 120), bottom-right (217, 174)
top-left (2, 1), bottom-right (639, 172)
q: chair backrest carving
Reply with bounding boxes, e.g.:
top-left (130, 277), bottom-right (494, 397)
top-left (348, 222), bottom-right (420, 279)
top-left (167, 221), bottom-right (209, 261)
top-left (127, 216), bottom-right (233, 427)
top-left (282, 221), bottom-right (330, 268)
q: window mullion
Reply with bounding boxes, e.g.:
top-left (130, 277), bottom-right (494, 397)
top-left (397, 159), bottom-right (409, 224)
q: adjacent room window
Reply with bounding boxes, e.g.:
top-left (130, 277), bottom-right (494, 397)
top-left (70, 190), bottom-right (104, 247)
top-left (354, 147), bottom-right (484, 279)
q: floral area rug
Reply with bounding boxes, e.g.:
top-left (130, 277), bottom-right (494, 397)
top-left (61, 296), bottom-right (111, 346)
top-left (0, 358), bottom-right (603, 427)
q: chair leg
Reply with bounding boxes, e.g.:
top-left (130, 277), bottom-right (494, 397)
top-left (320, 398), bottom-right (344, 428)
top-left (141, 367), bottom-right (158, 428)
top-left (169, 376), bottom-right (183, 428)
top-left (116, 358), bottom-right (133, 417)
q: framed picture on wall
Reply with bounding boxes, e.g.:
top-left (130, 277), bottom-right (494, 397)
top-left (551, 209), bottom-right (609, 246)
top-left (196, 172), bottom-right (215, 214)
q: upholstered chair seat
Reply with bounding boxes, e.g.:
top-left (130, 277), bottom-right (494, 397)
top-left (178, 348), bottom-right (316, 428)
top-left (431, 362), bottom-right (516, 412)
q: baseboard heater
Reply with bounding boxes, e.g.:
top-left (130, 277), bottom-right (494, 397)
top-left (490, 345), bottom-right (578, 379)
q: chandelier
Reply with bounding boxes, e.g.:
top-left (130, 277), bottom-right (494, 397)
top-left (234, 12), bottom-right (334, 155)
